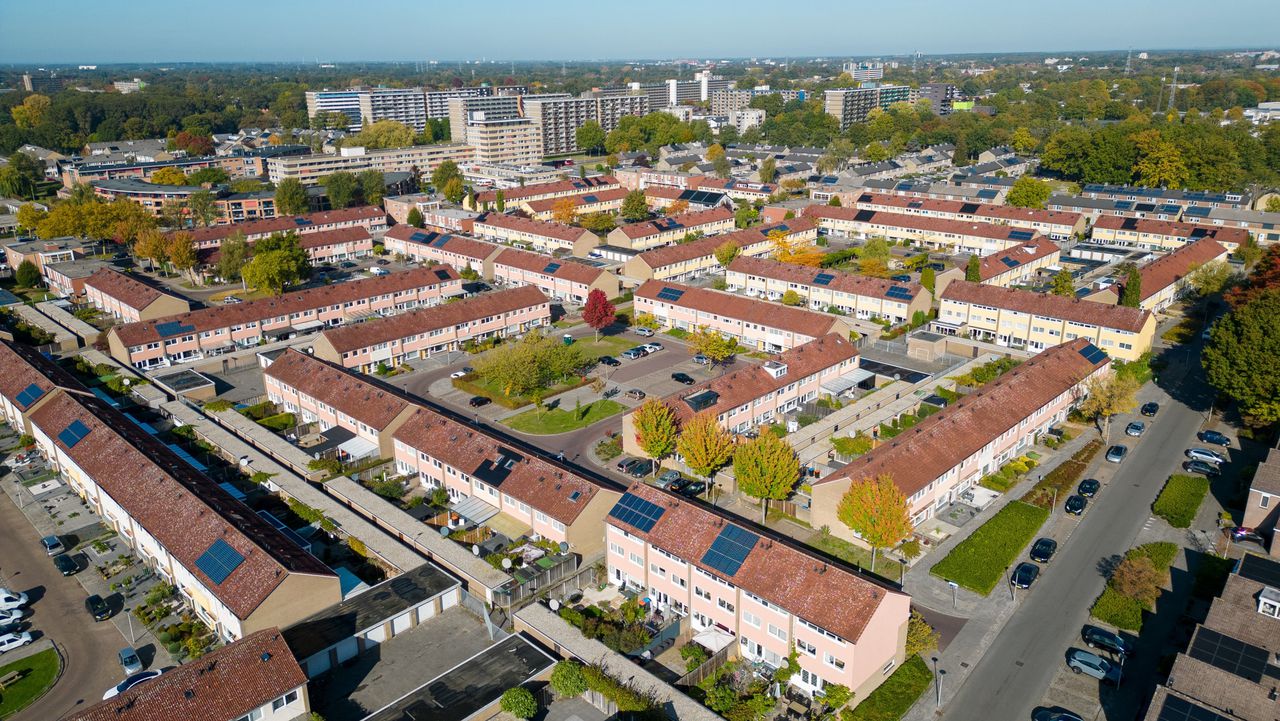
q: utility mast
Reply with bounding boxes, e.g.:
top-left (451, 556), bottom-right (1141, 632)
top-left (1168, 66), bottom-right (1180, 112)
top-left (1124, 48), bottom-right (1132, 75)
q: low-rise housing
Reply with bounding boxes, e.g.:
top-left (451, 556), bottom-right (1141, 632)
top-left (310, 285), bottom-right (551, 371)
top-left (522, 187), bottom-right (628, 220)
top-left (472, 212), bottom-right (601, 256)
top-left (1089, 215), bottom-right (1250, 252)
top-left (1181, 205), bottom-right (1280, 246)
top-left (492, 247), bottom-right (619, 304)
top-left (182, 206), bottom-right (388, 250)
top-left (381, 226), bottom-right (500, 270)
top-left (1078, 183), bottom-right (1248, 210)
top-left (41, 258), bottom-right (108, 298)
top-left (804, 205), bottom-right (1048, 255)
top-left (84, 268), bottom-right (191, 323)
top-left (851, 192), bottom-right (1086, 240)
top-left (606, 207), bottom-right (736, 250)
top-left (0, 340), bottom-right (85, 435)
top-left (1046, 194), bottom-right (1185, 224)
top-left (1084, 237), bottom-right (1230, 313)
top-left (972, 237), bottom-right (1062, 287)
top-left (468, 176), bottom-right (622, 211)
top-left (1243, 447), bottom-right (1279, 556)
top-left (725, 256), bottom-right (931, 323)
top-left (266, 144), bottom-right (475, 185)
top-left (622, 218), bottom-right (817, 283)
top-left (4, 236), bottom-right (92, 273)
top-left (936, 280), bottom-right (1155, 361)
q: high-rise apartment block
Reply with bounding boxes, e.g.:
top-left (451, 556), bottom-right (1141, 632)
top-left (823, 84), bottom-right (916, 129)
top-left (305, 89), bottom-right (366, 130)
top-left (523, 95), bottom-right (649, 156)
top-left (710, 88), bottom-right (806, 114)
top-left (464, 116), bottom-right (543, 165)
top-left (842, 61), bottom-right (886, 81)
top-left (308, 85), bottom-right (531, 131)
top-left (918, 83), bottom-right (959, 115)
top-left (424, 84), bottom-right (527, 118)
top-left (358, 87), bottom-right (428, 131)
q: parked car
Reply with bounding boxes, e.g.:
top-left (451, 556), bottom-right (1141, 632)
top-left (222, 295), bottom-right (242, 304)
top-left (1124, 421), bottom-right (1146, 437)
top-left (1010, 562), bottom-right (1040, 589)
top-left (40, 535), bottom-right (64, 555)
top-left (118, 646), bottom-right (143, 675)
top-left (890, 274), bottom-right (911, 282)
top-left (624, 389), bottom-right (646, 401)
top-left (1082, 626), bottom-right (1134, 657)
top-left (656, 470), bottom-right (682, 489)
top-left (468, 396), bottom-right (491, 408)
top-left (0, 632), bottom-right (32, 655)
top-left (633, 327), bottom-right (655, 337)
top-left (449, 369), bottom-right (470, 379)
top-left (0, 590), bottom-right (28, 611)
top-left (1140, 402), bottom-right (1160, 417)
top-left (671, 372), bottom-right (695, 385)
top-left (86, 594), bottom-right (112, 621)
top-left (1077, 479), bottom-right (1101, 498)
top-left (667, 478), bottom-right (690, 494)
top-left (1029, 538), bottom-right (1058, 563)
top-left (643, 342), bottom-right (664, 353)
top-left (369, 267), bottom-right (389, 277)
top-left (1197, 430), bottom-right (1231, 447)
top-left (627, 459), bottom-right (654, 477)
top-left (1065, 648), bottom-right (1122, 684)
top-left (1230, 527), bottom-right (1265, 544)
top-left (1185, 448), bottom-right (1226, 465)
top-left (598, 355), bottom-right (621, 367)
top-left (1032, 707), bottom-right (1085, 721)
top-left (0, 609), bottom-right (23, 632)
top-left (677, 481), bottom-right (707, 498)
top-left (52, 553), bottom-right (77, 576)
top-left (620, 348), bottom-right (645, 360)
top-left (1105, 445), bottom-right (1128, 463)
top-left (692, 354), bottom-right (710, 365)
top-left (616, 458), bottom-right (643, 473)
top-left (1064, 495), bottom-right (1087, 515)
top-left (1183, 460), bottom-right (1221, 477)
top-left (376, 259), bottom-right (391, 266)
top-left (102, 670), bottom-right (163, 700)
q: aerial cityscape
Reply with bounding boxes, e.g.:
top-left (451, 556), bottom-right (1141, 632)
top-left (1, 3), bottom-right (1279, 721)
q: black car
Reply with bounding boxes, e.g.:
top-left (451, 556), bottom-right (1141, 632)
top-left (667, 478), bottom-right (690, 493)
top-left (1011, 562), bottom-right (1040, 589)
top-left (1183, 460), bottom-right (1221, 477)
top-left (376, 259), bottom-right (390, 266)
top-left (1082, 626), bottom-right (1134, 657)
top-left (1032, 708), bottom-right (1084, 721)
top-left (671, 372), bottom-right (695, 385)
top-left (1197, 430), bottom-right (1231, 447)
top-left (627, 459), bottom-right (655, 477)
top-left (468, 396), bottom-right (491, 408)
top-left (1064, 495), bottom-right (1087, 515)
top-left (1077, 479), bottom-right (1101, 498)
top-left (52, 553), bottom-right (77, 576)
top-left (85, 594), bottom-right (111, 621)
top-left (598, 355), bottom-right (621, 367)
top-left (678, 481), bottom-right (707, 497)
top-left (1140, 402), bottom-right (1159, 417)
top-left (1029, 538), bottom-right (1058, 563)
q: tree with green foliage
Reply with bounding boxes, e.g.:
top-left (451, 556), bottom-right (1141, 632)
top-left (14, 259), bottom-right (40, 288)
top-left (499, 688), bottom-right (537, 719)
top-left (712, 155), bottom-right (732, 179)
top-left (1184, 260), bottom-right (1233, 298)
top-left (836, 473), bottom-right (912, 572)
top-left (187, 189), bottom-right (218, 227)
top-left (734, 432), bottom-right (799, 521)
top-left (688, 325), bottom-right (738, 364)
top-left (1119, 264), bottom-right (1142, 307)
top-left (860, 237), bottom-right (890, 262)
top-left (1266, 196), bottom-right (1280, 213)
top-left (495, 189), bottom-right (505, 213)
top-left (676, 413), bottom-right (734, 483)
top-left (274, 178), bottom-right (308, 215)
top-left (781, 289), bottom-right (804, 306)
top-left (241, 232), bottom-right (310, 295)
top-left (714, 240), bottom-right (740, 268)
top-left (758, 157), bottom-right (777, 184)
top-left (1051, 268), bottom-right (1076, 297)
top-left (1132, 129), bottom-right (1189, 189)
top-left (632, 400), bottom-right (678, 472)
top-left (1202, 288), bottom-right (1280, 426)
top-left (217, 233), bottom-right (250, 282)
top-left (432, 160), bottom-right (462, 193)
top-left (550, 660), bottom-right (588, 698)
top-left (347, 119), bottom-right (413, 149)
top-left (473, 330), bottom-right (585, 399)
top-left (442, 176), bottom-right (465, 205)
top-left (575, 120), bottom-right (606, 155)
top-left (1006, 176), bottom-right (1052, 209)
top-left (965, 255), bottom-right (982, 282)
top-left (321, 172), bottom-right (358, 209)
top-left (1079, 372), bottom-right (1141, 438)
top-left (357, 169), bottom-right (385, 206)
top-left (920, 266), bottom-right (936, 293)
top-left (1009, 127), bottom-right (1038, 155)
top-left (734, 204), bottom-right (758, 229)
top-left (619, 190), bottom-right (648, 222)
top-left (186, 167), bottom-right (230, 186)
top-left (827, 195), bottom-right (842, 207)
top-left (406, 207), bottom-right (424, 228)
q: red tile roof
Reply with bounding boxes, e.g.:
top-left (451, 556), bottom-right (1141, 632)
top-left (854, 192), bottom-right (1083, 228)
top-left (727, 255), bottom-right (926, 303)
top-left (666, 334), bottom-right (858, 423)
top-left (614, 207), bottom-right (734, 240)
top-left (474, 212), bottom-right (597, 243)
top-left (181, 206), bottom-right (386, 244)
top-left (941, 280), bottom-right (1152, 332)
top-left (976, 237), bottom-right (1061, 281)
top-left (1091, 214), bottom-right (1251, 245)
top-left (474, 176), bottom-right (619, 204)
top-left (493, 247), bottom-right (606, 285)
top-left (111, 267), bottom-right (460, 347)
top-left (383, 226), bottom-right (499, 262)
top-left (804, 205), bottom-right (1048, 243)
top-left (318, 285), bottom-right (549, 354)
top-left (265, 349), bottom-right (412, 430)
top-left (200, 226), bottom-right (373, 265)
top-left (392, 407), bottom-right (607, 525)
top-left (1133, 237), bottom-right (1229, 301)
top-left (83, 268), bottom-right (181, 312)
top-left (634, 280), bottom-right (841, 338)
top-left (608, 483), bottom-right (901, 642)
top-left (816, 339), bottom-right (1110, 497)
top-left (635, 219), bottom-right (816, 270)
top-left (524, 187), bottom-right (629, 213)
top-left (27, 392), bottom-right (334, 618)
top-left (643, 185), bottom-right (684, 200)
top-left (689, 176), bottom-right (778, 195)
top-left (0, 339), bottom-right (86, 410)
top-left (65, 628), bottom-right (305, 721)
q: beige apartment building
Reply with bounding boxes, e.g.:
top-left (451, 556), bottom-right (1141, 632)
top-left (463, 117), bottom-right (543, 165)
top-left (973, 237), bottom-right (1062, 287)
top-left (622, 218), bottom-right (818, 283)
top-left (606, 206), bottom-right (735, 250)
top-left (524, 95), bottom-right (649, 156)
top-left (1089, 215), bottom-right (1250, 252)
top-left (1084, 237), bottom-right (1230, 313)
top-left (266, 143), bottom-right (475, 185)
top-left (472, 212), bottom-right (601, 255)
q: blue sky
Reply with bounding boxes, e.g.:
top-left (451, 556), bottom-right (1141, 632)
top-left (2, 0), bottom-right (1276, 63)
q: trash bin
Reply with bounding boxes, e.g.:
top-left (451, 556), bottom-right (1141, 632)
top-left (563, 334), bottom-right (574, 345)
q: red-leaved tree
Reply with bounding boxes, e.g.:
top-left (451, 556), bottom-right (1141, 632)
top-left (582, 288), bottom-right (616, 341)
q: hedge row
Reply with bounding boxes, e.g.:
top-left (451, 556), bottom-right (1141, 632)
top-left (1022, 439), bottom-right (1103, 508)
top-left (1151, 474), bottom-right (1210, 529)
top-left (1089, 542), bottom-right (1179, 632)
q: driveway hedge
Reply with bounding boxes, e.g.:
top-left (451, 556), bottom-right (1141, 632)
top-left (1022, 439), bottom-right (1103, 508)
top-left (930, 501), bottom-right (1050, 595)
top-left (1151, 474), bottom-right (1210, 528)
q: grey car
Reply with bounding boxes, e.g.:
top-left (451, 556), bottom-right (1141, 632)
top-left (1105, 445), bottom-right (1128, 463)
top-left (1124, 421), bottom-right (1145, 437)
top-left (1066, 648), bottom-right (1122, 684)
top-left (118, 646), bottom-right (143, 675)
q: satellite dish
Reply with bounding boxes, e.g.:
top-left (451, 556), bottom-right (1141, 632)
top-left (501, 558), bottom-right (513, 569)
top-left (437, 526), bottom-right (451, 537)
top-left (472, 544), bottom-right (480, 556)
top-left (558, 542), bottom-right (569, 553)
top-left (549, 599), bottom-right (560, 611)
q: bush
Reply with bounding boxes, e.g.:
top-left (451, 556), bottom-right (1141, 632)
top-left (831, 434), bottom-right (874, 457)
top-left (931, 501), bottom-right (1050, 595)
top-left (951, 357), bottom-right (1021, 387)
top-left (680, 642), bottom-right (709, 671)
top-left (370, 479), bottom-right (405, 499)
top-left (1022, 439), bottom-right (1103, 508)
top-left (582, 663), bottom-right (653, 712)
top-left (1151, 474), bottom-right (1210, 528)
top-left (1089, 587), bottom-right (1145, 631)
top-left (550, 660), bottom-right (588, 698)
top-left (595, 436), bottom-right (622, 461)
top-left (842, 655), bottom-right (931, 721)
top-left (499, 687), bottom-right (538, 719)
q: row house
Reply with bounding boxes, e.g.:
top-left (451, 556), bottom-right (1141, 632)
top-left (808, 178), bottom-right (1003, 209)
top-left (66, 629), bottom-right (311, 721)
top-left (382, 226), bottom-right (500, 272)
top-left (0, 339), bottom-right (84, 435)
top-left (310, 285), bottom-right (551, 372)
top-left (1089, 215), bottom-right (1250, 252)
top-left (393, 407), bottom-right (620, 555)
top-left (181, 206), bottom-right (388, 250)
top-left (725, 256), bottom-right (931, 324)
top-left (622, 218), bottom-right (818, 283)
top-left (42, 259), bottom-right (108, 298)
top-left (1181, 205), bottom-right (1280, 246)
top-left (936, 280), bottom-right (1155, 361)
top-left (62, 147), bottom-right (312, 187)
top-left (622, 334), bottom-right (860, 454)
top-left (804, 205), bottom-right (1045, 256)
top-left (634, 281), bottom-right (856, 353)
top-left (4, 236), bottom-right (93, 273)
top-left (106, 267), bottom-right (463, 369)
top-left (811, 339), bottom-right (1111, 530)
top-left (1242, 448), bottom-right (1279, 557)
top-left (472, 212), bottom-right (600, 256)
top-left (973, 237), bottom-right (1062, 287)
top-left (467, 175), bottom-right (622, 211)
top-left (605, 484), bottom-right (910, 701)
top-left (850, 192), bottom-right (1086, 240)
top-left (1077, 183), bottom-right (1248, 210)
top-left (201, 227), bottom-right (376, 269)
top-left (523, 187), bottom-right (628, 220)
top-left (83, 267), bottom-right (191, 323)
top-left (1046, 194), bottom-right (1186, 224)
top-left (1084, 237), bottom-right (1230, 313)
top-left (687, 176), bottom-right (777, 203)
top-left (606, 206), bottom-right (736, 251)
top-left (491, 247), bottom-right (620, 305)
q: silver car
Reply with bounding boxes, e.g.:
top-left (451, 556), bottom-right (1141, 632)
top-left (1185, 448), bottom-right (1226, 465)
top-left (0, 590), bottom-right (28, 611)
top-left (0, 632), bottom-right (32, 654)
top-left (1066, 648), bottom-right (1121, 684)
top-left (1105, 445), bottom-right (1128, 463)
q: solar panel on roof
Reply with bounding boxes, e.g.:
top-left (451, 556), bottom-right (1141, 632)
top-left (1008, 230), bottom-right (1035, 241)
top-left (894, 182), bottom-right (913, 191)
top-left (1000, 257), bottom-right (1020, 268)
top-left (607, 492), bottom-right (666, 533)
top-left (57, 419), bottom-right (91, 449)
top-left (907, 201), bottom-right (923, 209)
top-left (434, 269), bottom-right (452, 281)
top-left (1236, 554), bottom-right (1280, 588)
top-left (885, 286), bottom-right (914, 301)
top-left (155, 320), bottom-right (196, 338)
top-left (813, 273), bottom-right (836, 286)
top-left (429, 235), bottom-right (450, 248)
top-left (1077, 343), bottom-right (1107, 365)
top-left (958, 203), bottom-right (981, 215)
top-left (194, 538), bottom-right (245, 585)
top-left (1155, 695), bottom-right (1233, 721)
top-left (14, 383), bottom-right (45, 409)
top-left (543, 262), bottom-right (561, 274)
top-left (409, 232), bottom-right (429, 242)
top-left (655, 287), bottom-right (685, 302)
top-left (294, 218), bottom-right (313, 226)
top-left (1188, 628), bottom-right (1276, 683)
top-left (701, 524), bottom-right (759, 577)
top-left (977, 189), bottom-right (998, 199)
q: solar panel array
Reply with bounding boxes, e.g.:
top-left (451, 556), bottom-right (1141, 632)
top-left (57, 419), bottom-right (91, 449)
top-left (608, 492), bottom-right (666, 533)
top-left (1155, 695), bottom-right (1233, 721)
top-left (294, 218), bottom-right (313, 226)
top-left (14, 383), bottom-right (44, 409)
top-left (1236, 553), bottom-right (1280, 588)
top-left (1188, 628), bottom-right (1275, 683)
top-left (1000, 257), bottom-right (1021, 268)
top-left (813, 273), bottom-right (836, 286)
top-left (701, 524), bottom-right (760, 577)
top-left (410, 232), bottom-right (429, 242)
top-left (543, 262), bottom-right (562, 274)
top-left (195, 538), bottom-right (246, 585)
top-left (155, 320), bottom-right (196, 338)
top-left (1008, 230), bottom-right (1035, 241)
top-left (434, 269), bottom-right (452, 281)
top-left (655, 286), bottom-right (685, 302)
top-left (885, 286), bottom-right (914, 301)
top-left (429, 235), bottom-right (450, 248)
top-left (1077, 343), bottom-right (1107, 365)
top-left (581, 194), bottom-right (599, 203)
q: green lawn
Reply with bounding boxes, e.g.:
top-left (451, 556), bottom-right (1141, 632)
top-left (930, 501), bottom-right (1050, 595)
top-left (844, 655), bottom-right (932, 721)
top-left (1151, 474), bottom-right (1210, 529)
top-left (503, 399), bottom-right (626, 434)
top-left (806, 532), bottom-right (902, 581)
top-left (0, 648), bottom-right (60, 718)
top-left (573, 335), bottom-right (638, 359)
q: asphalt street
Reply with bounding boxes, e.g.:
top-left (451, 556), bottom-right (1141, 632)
top-left (940, 348), bottom-right (1215, 721)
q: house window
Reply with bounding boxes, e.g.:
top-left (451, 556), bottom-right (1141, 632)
top-left (824, 653), bottom-right (845, 671)
top-left (272, 691), bottom-right (299, 710)
top-left (743, 610), bottom-right (761, 628)
top-left (717, 598), bottom-right (735, 613)
top-left (1262, 495), bottom-right (1271, 509)
top-left (797, 639), bottom-right (816, 656)
top-left (233, 710), bottom-right (263, 721)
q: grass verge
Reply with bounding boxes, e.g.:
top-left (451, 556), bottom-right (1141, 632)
top-left (503, 399), bottom-right (625, 434)
top-left (0, 648), bottom-right (60, 718)
top-left (930, 501), bottom-right (1050, 595)
top-left (1089, 541), bottom-right (1179, 632)
top-left (842, 655), bottom-right (931, 721)
top-left (1151, 474), bottom-right (1210, 529)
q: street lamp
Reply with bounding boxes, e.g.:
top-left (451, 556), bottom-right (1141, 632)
top-left (931, 656), bottom-right (942, 708)
top-left (124, 607), bottom-right (135, 644)
top-left (947, 580), bottom-right (958, 609)
top-left (1006, 565), bottom-right (1015, 601)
